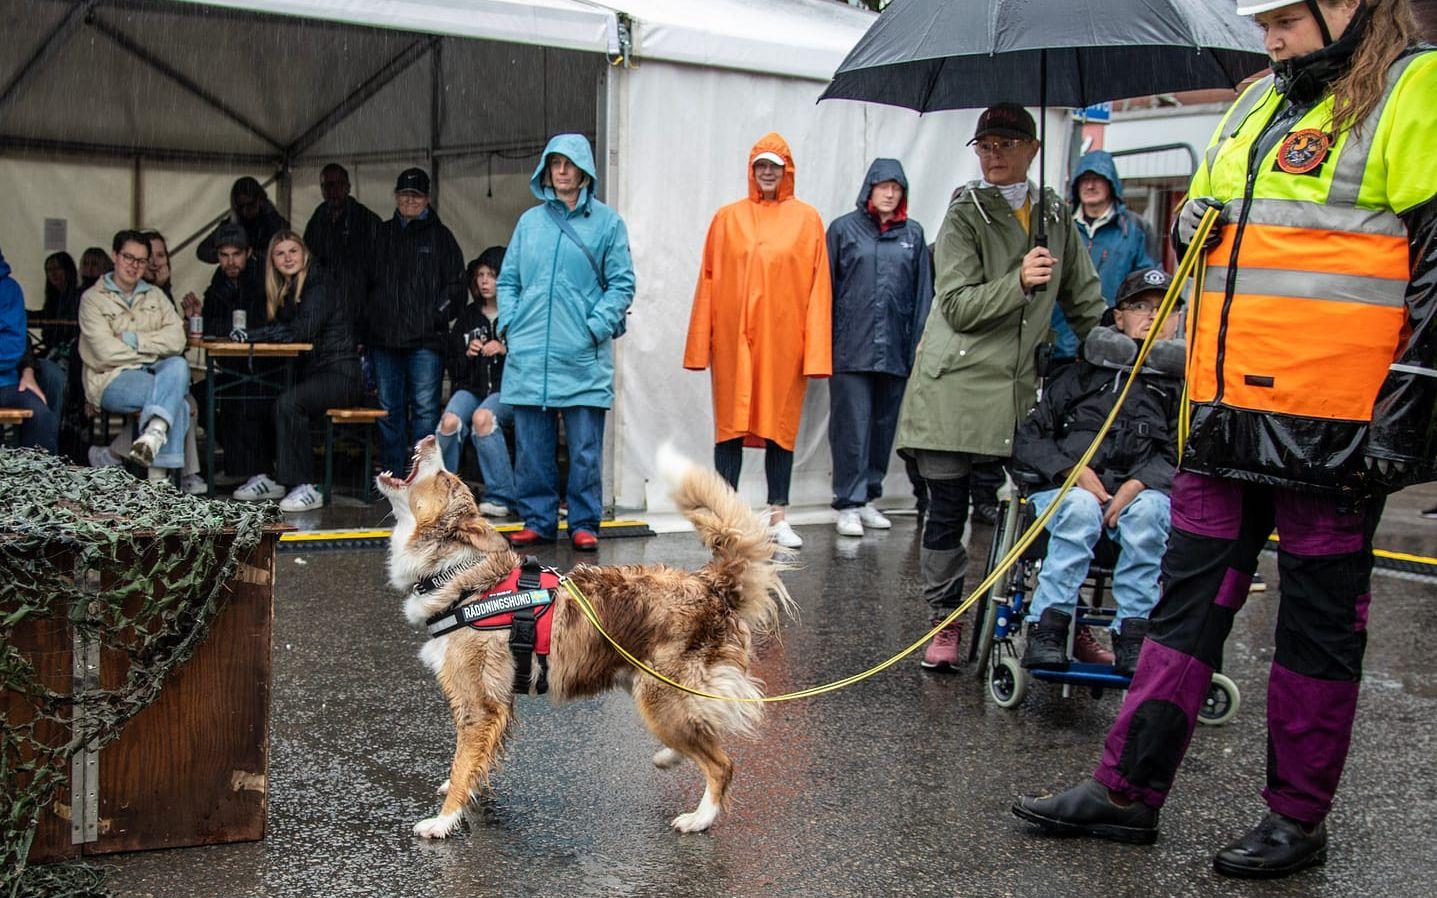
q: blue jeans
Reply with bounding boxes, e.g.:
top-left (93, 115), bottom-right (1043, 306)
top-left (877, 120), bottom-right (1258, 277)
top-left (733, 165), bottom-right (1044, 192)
top-left (512, 405), bottom-right (605, 539)
top-left (436, 390), bottom-right (515, 508)
top-left (1026, 486), bottom-right (1171, 629)
top-left (370, 347), bottom-right (444, 474)
top-left (99, 356), bottom-right (190, 469)
top-left (0, 382), bottom-right (58, 451)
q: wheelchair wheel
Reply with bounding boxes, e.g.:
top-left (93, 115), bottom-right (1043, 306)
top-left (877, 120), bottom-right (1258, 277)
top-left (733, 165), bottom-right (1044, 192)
top-left (989, 656), bottom-right (1028, 709)
top-left (1197, 673), bottom-right (1240, 726)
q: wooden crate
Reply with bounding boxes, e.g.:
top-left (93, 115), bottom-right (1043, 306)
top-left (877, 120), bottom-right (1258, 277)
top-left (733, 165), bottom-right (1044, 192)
top-left (6, 527), bottom-right (283, 863)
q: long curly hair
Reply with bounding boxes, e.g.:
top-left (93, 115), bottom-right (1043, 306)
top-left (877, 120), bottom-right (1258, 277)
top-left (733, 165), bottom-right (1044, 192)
top-left (1326, 0), bottom-right (1421, 136)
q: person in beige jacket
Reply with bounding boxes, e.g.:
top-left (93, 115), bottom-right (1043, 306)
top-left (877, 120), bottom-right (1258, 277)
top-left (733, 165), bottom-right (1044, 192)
top-left (79, 230), bottom-right (197, 481)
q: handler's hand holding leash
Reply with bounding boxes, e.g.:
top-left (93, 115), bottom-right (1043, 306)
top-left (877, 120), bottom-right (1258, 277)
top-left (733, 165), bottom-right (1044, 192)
top-left (566, 208), bottom-right (1222, 703)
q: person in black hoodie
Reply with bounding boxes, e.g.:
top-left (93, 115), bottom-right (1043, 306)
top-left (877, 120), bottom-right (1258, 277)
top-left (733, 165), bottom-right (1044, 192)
top-left (193, 224), bottom-right (278, 497)
top-left (1011, 268), bottom-right (1184, 677)
top-left (197, 177), bottom-right (290, 266)
top-left (363, 167), bottom-right (465, 475)
top-left (303, 163), bottom-right (381, 324)
top-left (435, 247), bottom-right (513, 516)
top-left (242, 230), bottom-right (360, 513)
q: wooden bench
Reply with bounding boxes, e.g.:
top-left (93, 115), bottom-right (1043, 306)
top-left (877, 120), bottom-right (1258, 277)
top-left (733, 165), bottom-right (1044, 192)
top-left (323, 408), bottom-right (388, 505)
top-left (1, 407), bottom-right (33, 446)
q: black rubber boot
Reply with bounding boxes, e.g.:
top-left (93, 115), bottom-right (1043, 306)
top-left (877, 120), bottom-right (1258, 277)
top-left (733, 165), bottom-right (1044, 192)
top-left (1113, 617), bottom-right (1149, 677)
top-left (1021, 608), bottom-right (1070, 670)
top-left (1012, 779), bottom-right (1159, 845)
top-left (1213, 812), bottom-right (1328, 879)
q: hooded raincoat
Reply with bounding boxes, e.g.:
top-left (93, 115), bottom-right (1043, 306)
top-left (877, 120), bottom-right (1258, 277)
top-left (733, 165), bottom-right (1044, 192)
top-left (1053, 151), bottom-right (1158, 359)
top-left (825, 158), bottom-right (933, 376)
top-left (684, 133), bottom-right (833, 450)
top-left (498, 134), bottom-right (635, 409)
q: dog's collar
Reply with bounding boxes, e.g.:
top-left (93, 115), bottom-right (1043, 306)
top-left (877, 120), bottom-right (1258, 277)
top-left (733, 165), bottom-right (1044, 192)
top-left (413, 557), bottom-right (485, 596)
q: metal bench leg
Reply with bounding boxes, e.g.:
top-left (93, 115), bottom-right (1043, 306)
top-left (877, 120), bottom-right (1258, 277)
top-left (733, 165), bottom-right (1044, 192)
top-left (361, 426), bottom-right (373, 503)
top-left (323, 418), bottom-right (334, 507)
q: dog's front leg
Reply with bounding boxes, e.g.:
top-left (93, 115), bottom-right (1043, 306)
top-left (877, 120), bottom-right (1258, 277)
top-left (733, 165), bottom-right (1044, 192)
top-left (414, 644), bottom-right (515, 839)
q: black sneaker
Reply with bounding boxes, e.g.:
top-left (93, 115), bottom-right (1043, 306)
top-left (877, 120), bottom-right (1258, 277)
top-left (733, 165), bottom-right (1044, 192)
top-left (1213, 812), bottom-right (1327, 879)
top-left (971, 503), bottom-right (999, 526)
top-left (1422, 504), bottom-right (1437, 520)
top-left (1248, 572), bottom-right (1268, 593)
top-left (1113, 618), bottom-right (1149, 677)
top-left (1022, 608), bottom-right (1070, 670)
top-left (1013, 778), bottom-right (1160, 845)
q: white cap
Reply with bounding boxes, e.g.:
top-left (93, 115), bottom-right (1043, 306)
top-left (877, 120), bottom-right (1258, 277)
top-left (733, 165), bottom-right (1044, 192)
top-left (752, 151), bottom-right (786, 167)
top-left (1235, 0), bottom-right (1302, 14)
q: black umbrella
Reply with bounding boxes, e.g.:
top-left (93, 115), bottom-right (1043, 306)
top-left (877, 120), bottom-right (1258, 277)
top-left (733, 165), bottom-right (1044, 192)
top-left (820, 0), bottom-right (1270, 244)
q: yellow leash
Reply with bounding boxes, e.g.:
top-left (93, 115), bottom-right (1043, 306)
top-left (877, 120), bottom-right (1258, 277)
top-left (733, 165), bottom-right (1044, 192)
top-left (564, 208), bottom-right (1223, 703)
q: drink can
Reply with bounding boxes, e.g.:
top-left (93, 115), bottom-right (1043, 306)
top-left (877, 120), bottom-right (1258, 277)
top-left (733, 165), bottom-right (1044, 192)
top-left (232, 309), bottom-right (247, 332)
top-left (187, 315), bottom-right (203, 339)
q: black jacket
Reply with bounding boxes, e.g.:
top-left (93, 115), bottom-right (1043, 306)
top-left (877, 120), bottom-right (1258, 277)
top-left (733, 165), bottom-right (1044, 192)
top-left (303, 196), bottom-right (381, 318)
top-left (1013, 327), bottom-right (1184, 494)
top-left (362, 210), bottom-right (465, 352)
top-left (201, 258), bottom-right (268, 338)
top-left (446, 301), bottom-right (505, 397)
top-left (247, 266), bottom-right (359, 374)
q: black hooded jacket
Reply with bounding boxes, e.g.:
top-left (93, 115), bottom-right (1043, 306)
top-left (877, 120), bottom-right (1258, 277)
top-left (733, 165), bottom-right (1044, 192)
top-left (201, 257), bottom-right (267, 338)
top-left (303, 195), bottom-right (381, 319)
top-left (247, 266), bottom-right (359, 374)
top-left (1013, 326), bottom-right (1184, 494)
top-left (361, 210), bottom-right (465, 352)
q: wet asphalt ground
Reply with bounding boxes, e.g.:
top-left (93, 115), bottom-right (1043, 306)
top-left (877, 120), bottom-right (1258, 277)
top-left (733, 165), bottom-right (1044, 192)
top-left (103, 486), bottom-right (1437, 898)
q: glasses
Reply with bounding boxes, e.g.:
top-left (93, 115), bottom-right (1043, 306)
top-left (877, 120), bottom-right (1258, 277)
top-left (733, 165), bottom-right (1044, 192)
top-left (973, 138), bottom-right (1027, 156)
top-left (116, 250), bottom-right (150, 267)
top-left (1119, 300), bottom-right (1161, 315)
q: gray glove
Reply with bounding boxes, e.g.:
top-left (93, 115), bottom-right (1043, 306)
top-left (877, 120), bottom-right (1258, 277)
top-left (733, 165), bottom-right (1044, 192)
top-left (229, 326), bottom-right (249, 343)
top-left (1177, 196), bottom-right (1224, 249)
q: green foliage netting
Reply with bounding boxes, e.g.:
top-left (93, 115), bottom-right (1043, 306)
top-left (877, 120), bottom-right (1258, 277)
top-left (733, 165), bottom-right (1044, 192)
top-left (0, 448), bottom-right (280, 898)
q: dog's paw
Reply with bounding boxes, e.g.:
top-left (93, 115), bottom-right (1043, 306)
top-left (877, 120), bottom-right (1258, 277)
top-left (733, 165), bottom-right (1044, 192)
top-left (652, 747), bottom-right (685, 769)
top-left (670, 807), bottom-right (718, 834)
top-left (413, 810), bottom-right (463, 839)
top-left (435, 778), bottom-right (451, 796)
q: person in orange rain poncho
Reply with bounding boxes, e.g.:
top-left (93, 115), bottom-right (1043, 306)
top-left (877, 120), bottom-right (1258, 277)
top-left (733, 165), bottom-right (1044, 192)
top-left (684, 132), bottom-right (833, 550)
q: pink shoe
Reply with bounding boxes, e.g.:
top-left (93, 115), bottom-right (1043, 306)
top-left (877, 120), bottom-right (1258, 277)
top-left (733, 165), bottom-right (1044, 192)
top-left (921, 617), bottom-right (963, 671)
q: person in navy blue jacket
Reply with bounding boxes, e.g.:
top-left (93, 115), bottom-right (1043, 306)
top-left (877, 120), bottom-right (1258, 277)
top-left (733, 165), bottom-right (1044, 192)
top-left (825, 158), bottom-right (934, 537)
top-left (0, 244), bottom-right (59, 451)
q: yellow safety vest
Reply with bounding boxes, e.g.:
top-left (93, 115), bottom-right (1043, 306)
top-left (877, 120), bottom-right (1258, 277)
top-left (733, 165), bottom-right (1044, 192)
top-left (1187, 50), bottom-right (1437, 424)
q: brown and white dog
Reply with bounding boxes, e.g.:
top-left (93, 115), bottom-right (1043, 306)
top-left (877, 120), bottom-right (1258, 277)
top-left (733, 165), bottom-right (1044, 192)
top-left (377, 436), bottom-right (793, 837)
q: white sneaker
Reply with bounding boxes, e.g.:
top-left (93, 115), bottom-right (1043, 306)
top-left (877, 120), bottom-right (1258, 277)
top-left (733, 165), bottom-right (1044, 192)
top-left (478, 501), bottom-right (511, 517)
top-left (128, 428), bottom-right (166, 466)
top-left (857, 503), bottom-right (892, 530)
top-left (180, 474), bottom-right (208, 496)
top-left (233, 474), bottom-right (285, 501)
top-left (835, 508), bottom-right (864, 537)
top-left (88, 446), bottom-right (123, 468)
top-left (771, 519), bottom-right (803, 549)
top-left (279, 483), bottom-right (324, 512)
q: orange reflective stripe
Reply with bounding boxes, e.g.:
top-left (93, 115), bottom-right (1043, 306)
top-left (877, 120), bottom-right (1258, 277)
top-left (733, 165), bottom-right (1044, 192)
top-left (1190, 291), bottom-right (1404, 420)
top-left (1208, 223), bottom-right (1408, 278)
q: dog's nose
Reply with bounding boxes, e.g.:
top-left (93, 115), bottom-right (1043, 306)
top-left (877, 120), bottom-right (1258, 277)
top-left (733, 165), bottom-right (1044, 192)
top-left (416, 435), bottom-right (437, 450)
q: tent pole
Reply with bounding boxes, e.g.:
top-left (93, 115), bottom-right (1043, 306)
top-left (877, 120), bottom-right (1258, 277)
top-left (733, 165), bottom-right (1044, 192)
top-left (131, 156), bottom-right (143, 228)
top-left (430, 41), bottom-right (443, 207)
top-left (0, 0), bottom-right (100, 115)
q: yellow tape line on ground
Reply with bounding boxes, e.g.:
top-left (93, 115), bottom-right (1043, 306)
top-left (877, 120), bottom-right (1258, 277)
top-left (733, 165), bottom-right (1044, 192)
top-left (564, 210), bottom-right (1224, 703)
top-left (279, 519), bottom-right (654, 541)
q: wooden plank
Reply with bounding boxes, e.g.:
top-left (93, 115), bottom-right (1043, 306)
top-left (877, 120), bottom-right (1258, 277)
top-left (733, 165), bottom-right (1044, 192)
top-left (86, 533), bottom-right (275, 854)
top-left (201, 342), bottom-right (312, 358)
top-left (0, 408), bottom-right (35, 424)
top-left (326, 408), bottom-right (387, 422)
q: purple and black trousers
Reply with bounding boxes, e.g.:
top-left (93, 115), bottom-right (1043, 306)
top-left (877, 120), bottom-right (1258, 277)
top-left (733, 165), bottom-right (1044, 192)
top-left (1093, 471), bottom-right (1382, 824)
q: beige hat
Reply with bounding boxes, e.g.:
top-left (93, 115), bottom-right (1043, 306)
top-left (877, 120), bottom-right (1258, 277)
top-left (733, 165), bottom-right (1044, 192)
top-left (752, 151), bottom-right (786, 167)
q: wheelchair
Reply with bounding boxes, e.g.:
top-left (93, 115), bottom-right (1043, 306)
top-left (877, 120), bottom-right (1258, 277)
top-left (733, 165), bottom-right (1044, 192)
top-left (968, 477), bottom-right (1240, 725)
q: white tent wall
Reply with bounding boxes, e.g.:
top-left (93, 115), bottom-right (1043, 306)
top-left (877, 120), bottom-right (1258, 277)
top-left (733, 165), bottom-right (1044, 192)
top-left (608, 58), bottom-right (1073, 514)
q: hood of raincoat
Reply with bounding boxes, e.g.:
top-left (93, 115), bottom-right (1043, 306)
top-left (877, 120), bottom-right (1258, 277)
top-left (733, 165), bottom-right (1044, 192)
top-left (748, 133), bottom-right (796, 204)
top-left (1069, 150), bottom-right (1126, 209)
top-left (530, 133), bottom-right (600, 210)
top-left (0, 245), bottom-right (11, 281)
top-left (855, 158), bottom-right (908, 209)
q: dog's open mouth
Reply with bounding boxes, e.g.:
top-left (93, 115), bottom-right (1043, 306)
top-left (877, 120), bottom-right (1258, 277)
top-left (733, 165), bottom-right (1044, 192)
top-left (377, 439), bottom-right (431, 490)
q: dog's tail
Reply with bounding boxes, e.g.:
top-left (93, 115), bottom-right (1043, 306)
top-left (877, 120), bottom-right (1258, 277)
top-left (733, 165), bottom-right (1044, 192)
top-left (656, 443), bottom-right (796, 634)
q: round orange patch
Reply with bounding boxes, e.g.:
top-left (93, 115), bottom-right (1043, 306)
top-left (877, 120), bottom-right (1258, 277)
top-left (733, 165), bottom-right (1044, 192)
top-left (1276, 129), bottom-right (1332, 175)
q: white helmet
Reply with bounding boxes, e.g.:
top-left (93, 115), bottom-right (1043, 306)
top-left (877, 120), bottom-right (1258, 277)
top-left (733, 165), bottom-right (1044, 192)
top-left (1235, 1), bottom-right (1304, 14)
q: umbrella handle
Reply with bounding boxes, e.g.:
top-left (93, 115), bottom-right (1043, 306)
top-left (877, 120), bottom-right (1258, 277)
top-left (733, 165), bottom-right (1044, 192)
top-left (1031, 231), bottom-right (1049, 294)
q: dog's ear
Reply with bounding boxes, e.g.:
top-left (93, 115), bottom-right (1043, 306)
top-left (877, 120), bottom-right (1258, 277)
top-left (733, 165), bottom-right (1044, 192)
top-left (459, 515), bottom-right (509, 554)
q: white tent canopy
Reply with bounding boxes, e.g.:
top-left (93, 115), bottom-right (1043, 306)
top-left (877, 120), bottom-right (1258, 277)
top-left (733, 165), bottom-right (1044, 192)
top-left (2, 0), bottom-right (1073, 514)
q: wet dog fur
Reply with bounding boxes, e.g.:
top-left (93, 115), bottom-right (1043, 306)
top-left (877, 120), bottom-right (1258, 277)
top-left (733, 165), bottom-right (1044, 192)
top-left (378, 436), bottom-right (793, 837)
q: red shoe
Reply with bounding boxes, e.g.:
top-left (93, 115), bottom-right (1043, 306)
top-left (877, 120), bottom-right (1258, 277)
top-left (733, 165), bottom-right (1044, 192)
top-left (571, 530), bottom-right (598, 552)
top-left (508, 528), bottom-right (551, 547)
top-left (1073, 627), bottom-right (1116, 666)
top-left (920, 617), bottom-right (963, 671)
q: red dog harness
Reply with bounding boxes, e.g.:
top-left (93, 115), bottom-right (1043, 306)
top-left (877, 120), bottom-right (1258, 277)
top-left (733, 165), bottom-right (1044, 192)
top-left (421, 557), bottom-right (562, 693)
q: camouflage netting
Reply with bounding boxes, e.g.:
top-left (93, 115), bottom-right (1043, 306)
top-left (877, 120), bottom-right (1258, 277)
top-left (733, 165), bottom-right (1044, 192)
top-left (0, 448), bottom-right (279, 898)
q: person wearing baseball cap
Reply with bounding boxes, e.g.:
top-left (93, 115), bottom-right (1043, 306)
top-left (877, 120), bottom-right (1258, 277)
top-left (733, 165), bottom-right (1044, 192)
top-left (1011, 262), bottom-right (1185, 676)
top-left (365, 165), bottom-right (466, 477)
top-left (895, 102), bottom-right (1104, 671)
top-left (1015, 0), bottom-right (1437, 879)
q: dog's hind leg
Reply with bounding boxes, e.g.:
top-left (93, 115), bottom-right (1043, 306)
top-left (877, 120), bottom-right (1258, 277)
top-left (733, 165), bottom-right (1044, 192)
top-left (635, 685), bottom-right (733, 833)
top-left (668, 735), bottom-right (732, 833)
top-left (652, 747), bottom-right (685, 769)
